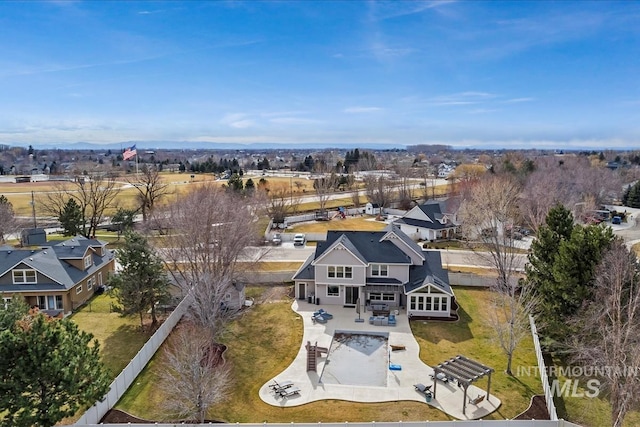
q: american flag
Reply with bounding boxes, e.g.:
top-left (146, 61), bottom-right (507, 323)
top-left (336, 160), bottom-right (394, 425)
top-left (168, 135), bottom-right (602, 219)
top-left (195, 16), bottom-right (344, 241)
top-left (123, 145), bottom-right (137, 161)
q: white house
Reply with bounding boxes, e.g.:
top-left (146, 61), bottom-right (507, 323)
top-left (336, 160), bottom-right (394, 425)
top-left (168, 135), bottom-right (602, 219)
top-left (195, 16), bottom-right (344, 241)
top-left (292, 225), bottom-right (455, 319)
top-left (393, 200), bottom-right (460, 241)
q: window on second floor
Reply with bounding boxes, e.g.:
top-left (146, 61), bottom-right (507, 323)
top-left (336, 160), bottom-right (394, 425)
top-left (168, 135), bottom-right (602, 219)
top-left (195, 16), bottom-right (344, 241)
top-left (84, 255), bottom-right (92, 269)
top-left (371, 264), bottom-right (388, 277)
top-left (327, 266), bottom-right (352, 279)
top-left (13, 269), bottom-right (37, 284)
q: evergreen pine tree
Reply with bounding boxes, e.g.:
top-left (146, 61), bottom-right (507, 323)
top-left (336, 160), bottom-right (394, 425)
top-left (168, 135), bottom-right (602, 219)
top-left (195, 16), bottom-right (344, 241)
top-left (109, 232), bottom-right (171, 328)
top-left (59, 198), bottom-right (83, 236)
top-left (0, 314), bottom-right (110, 427)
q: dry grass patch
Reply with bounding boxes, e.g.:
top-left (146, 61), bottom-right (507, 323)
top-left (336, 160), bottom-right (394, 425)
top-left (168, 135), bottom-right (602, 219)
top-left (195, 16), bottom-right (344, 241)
top-left (290, 217), bottom-right (387, 233)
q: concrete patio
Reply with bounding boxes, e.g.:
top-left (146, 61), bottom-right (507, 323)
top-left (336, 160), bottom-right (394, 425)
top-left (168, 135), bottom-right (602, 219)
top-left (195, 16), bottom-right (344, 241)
top-left (258, 300), bottom-right (501, 420)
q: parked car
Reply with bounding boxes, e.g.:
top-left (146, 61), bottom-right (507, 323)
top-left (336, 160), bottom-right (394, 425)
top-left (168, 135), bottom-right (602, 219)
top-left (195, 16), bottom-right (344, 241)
top-left (272, 233), bottom-right (282, 245)
top-left (612, 216), bottom-right (622, 225)
top-left (293, 233), bottom-right (306, 246)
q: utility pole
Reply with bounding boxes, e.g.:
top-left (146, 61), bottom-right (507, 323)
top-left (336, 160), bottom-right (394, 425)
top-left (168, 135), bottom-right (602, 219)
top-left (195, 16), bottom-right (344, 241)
top-left (31, 191), bottom-right (37, 228)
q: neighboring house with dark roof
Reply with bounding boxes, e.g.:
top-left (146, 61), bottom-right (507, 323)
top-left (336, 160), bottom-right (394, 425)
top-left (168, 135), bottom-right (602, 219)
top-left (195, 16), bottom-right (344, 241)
top-left (393, 200), bottom-right (460, 241)
top-left (292, 225), bottom-right (455, 319)
top-left (0, 236), bottom-right (115, 316)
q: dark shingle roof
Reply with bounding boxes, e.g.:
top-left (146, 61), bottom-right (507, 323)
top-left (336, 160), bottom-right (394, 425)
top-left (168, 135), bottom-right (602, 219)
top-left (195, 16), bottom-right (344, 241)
top-left (0, 236), bottom-right (113, 292)
top-left (315, 231), bottom-right (412, 264)
top-left (404, 251), bottom-right (451, 295)
top-left (393, 217), bottom-right (455, 230)
top-left (293, 254), bottom-right (315, 280)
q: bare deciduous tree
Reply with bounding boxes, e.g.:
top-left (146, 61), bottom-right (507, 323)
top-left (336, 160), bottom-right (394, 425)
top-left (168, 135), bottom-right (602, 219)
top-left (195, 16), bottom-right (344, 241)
top-left (38, 176), bottom-right (121, 238)
top-left (572, 240), bottom-right (640, 427)
top-left (160, 184), bottom-right (262, 336)
top-left (364, 175), bottom-right (392, 211)
top-left (264, 183), bottom-right (295, 224)
top-left (0, 195), bottom-right (18, 243)
top-left (393, 161), bottom-right (416, 210)
top-left (128, 164), bottom-right (170, 222)
top-left (313, 169), bottom-right (337, 215)
top-left (458, 175), bottom-right (531, 374)
top-left (158, 325), bottom-right (231, 423)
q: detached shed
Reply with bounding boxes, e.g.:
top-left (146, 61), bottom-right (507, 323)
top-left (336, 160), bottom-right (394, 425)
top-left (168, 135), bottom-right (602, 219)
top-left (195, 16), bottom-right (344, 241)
top-left (21, 228), bottom-right (47, 246)
top-left (365, 202), bottom-right (381, 215)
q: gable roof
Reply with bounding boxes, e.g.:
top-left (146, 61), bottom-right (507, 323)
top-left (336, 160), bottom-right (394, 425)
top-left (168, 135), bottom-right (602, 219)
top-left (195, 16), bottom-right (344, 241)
top-left (404, 251), bottom-right (452, 295)
top-left (293, 253), bottom-right (315, 280)
top-left (394, 200), bottom-right (458, 230)
top-left (51, 235), bottom-right (106, 259)
top-left (314, 231), bottom-right (412, 265)
top-left (0, 236), bottom-right (114, 292)
top-left (381, 223), bottom-right (425, 261)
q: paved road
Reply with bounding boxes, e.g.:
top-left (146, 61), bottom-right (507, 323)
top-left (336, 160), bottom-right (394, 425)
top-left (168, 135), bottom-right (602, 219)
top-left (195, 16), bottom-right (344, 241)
top-left (242, 243), bottom-right (526, 269)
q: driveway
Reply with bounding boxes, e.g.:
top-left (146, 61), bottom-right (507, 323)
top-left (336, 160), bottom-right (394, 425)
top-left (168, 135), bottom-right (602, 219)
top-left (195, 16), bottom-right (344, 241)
top-left (258, 301), bottom-right (501, 420)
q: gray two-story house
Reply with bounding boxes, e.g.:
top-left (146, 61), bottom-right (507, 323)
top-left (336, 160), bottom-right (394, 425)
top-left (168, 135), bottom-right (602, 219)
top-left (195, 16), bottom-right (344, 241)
top-left (0, 236), bottom-right (116, 316)
top-left (293, 225), bottom-right (455, 319)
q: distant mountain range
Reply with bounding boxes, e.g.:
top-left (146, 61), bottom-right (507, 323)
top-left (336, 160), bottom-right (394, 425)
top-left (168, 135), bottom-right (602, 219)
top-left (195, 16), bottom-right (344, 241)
top-left (3, 140), bottom-right (638, 151)
top-left (4, 141), bottom-right (407, 151)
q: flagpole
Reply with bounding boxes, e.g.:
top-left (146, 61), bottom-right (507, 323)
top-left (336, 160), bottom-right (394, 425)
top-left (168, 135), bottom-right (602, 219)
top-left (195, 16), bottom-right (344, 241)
top-left (136, 149), bottom-right (139, 175)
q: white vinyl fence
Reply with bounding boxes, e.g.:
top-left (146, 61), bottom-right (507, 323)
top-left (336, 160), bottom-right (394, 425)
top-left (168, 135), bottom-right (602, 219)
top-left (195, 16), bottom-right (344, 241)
top-left (74, 295), bottom-right (191, 425)
top-left (529, 315), bottom-right (558, 421)
top-left (73, 420), bottom-right (581, 427)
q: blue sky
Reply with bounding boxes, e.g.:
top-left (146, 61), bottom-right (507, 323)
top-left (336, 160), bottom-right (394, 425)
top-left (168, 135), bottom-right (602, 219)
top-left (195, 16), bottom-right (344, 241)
top-left (1, 0), bottom-right (639, 149)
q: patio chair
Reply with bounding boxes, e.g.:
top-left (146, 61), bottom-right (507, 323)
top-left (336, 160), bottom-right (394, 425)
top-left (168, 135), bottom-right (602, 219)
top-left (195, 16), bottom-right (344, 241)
top-left (429, 372), bottom-right (449, 383)
top-left (278, 386), bottom-right (301, 398)
top-left (312, 314), bottom-right (328, 324)
top-left (468, 394), bottom-right (485, 405)
top-left (388, 314), bottom-right (396, 326)
top-left (313, 309), bottom-right (333, 320)
top-left (269, 380), bottom-right (293, 393)
top-left (414, 383), bottom-right (432, 394)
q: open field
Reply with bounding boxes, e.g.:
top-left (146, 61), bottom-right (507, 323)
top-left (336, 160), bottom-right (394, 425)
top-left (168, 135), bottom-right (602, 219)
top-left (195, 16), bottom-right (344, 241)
top-left (288, 216), bottom-right (388, 233)
top-left (115, 286), bottom-right (541, 422)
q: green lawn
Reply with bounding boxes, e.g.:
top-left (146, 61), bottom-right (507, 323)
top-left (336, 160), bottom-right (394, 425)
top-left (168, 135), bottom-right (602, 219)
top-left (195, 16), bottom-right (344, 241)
top-left (115, 286), bottom-right (542, 422)
top-left (411, 287), bottom-right (542, 420)
top-left (69, 293), bottom-right (152, 378)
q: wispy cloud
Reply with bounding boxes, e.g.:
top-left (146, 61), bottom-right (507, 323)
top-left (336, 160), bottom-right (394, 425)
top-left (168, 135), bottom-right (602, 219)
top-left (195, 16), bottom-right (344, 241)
top-left (502, 97), bottom-right (534, 104)
top-left (269, 117), bottom-right (321, 125)
top-left (427, 91), bottom-right (497, 106)
top-left (220, 113), bottom-right (254, 129)
top-left (369, 1), bottom-right (458, 21)
top-left (343, 106), bottom-right (383, 114)
top-left (369, 42), bottom-right (416, 61)
top-left (468, 108), bottom-right (499, 114)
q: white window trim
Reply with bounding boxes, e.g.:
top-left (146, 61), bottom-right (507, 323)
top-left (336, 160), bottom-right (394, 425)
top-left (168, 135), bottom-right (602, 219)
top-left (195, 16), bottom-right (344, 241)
top-left (410, 294), bottom-right (448, 312)
top-left (327, 285), bottom-right (340, 297)
top-left (12, 269), bottom-right (37, 284)
top-left (327, 266), bottom-right (352, 279)
top-left (76, 285), bottom-right (83, 295)
top-left (84, 255), bottom-right (92, 269)
top-left (87, 277), bottom-right (94, 291)
top-left (371, 264), bottom-right (388, 277)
